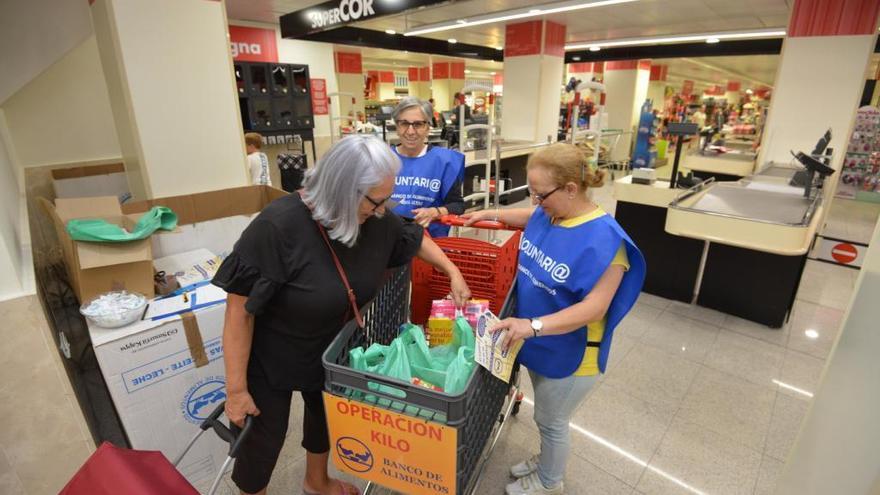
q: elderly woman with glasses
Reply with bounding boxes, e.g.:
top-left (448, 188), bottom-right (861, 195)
top-left (389, 97), bottom-right (466, 237)
top-left (463, 143), bottom-right (645, 495)
top-left (213, 135), bottom-right (471, 495)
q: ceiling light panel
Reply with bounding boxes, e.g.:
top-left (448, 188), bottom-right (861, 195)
top-left (404, 0), bottom-right (638, 36)
top-left (566, 28), bottom-right (786, 50)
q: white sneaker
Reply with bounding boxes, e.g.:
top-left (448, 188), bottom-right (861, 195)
top-left (505, 471), bottom-right (564, 495)
top-left (510, 454), bottom-right (540, 478)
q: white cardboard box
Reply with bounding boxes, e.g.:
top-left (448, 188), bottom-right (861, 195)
top-left (82, 186), bottom-right (285, 485)
top-left (89, 301), bottom-right (229, 485)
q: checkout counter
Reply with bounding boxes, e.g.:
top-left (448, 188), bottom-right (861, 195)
top-left (616, 157), bottom-right (832, 328)
top-left (682, 148), bottom-right (758, 182)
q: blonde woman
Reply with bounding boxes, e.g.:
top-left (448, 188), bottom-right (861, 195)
top-left (464, 143), bottom-right (645, 495)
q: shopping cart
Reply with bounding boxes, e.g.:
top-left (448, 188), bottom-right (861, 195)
top-left (322, 216), bottom-right (525, 495)
top-left (59, 402), bottom-right (253, 495)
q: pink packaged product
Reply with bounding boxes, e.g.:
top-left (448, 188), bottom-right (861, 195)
top-left (464, 299), bottom-right (490, 327)
top-left (430, 299), bottom-right (457, 318)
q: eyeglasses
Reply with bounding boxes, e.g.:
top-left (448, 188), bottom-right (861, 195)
top-left (364, 194), bottom-right (394, 216)
top-left (530, 185), bottom-right (562, 204)
top-left (396, 120), bottom-right (429, 131)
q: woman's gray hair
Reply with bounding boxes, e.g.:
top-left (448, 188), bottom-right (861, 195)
top-left (392, 96), bottom-right (432, 123)
top-left (301, 135), bottom-right (400, 247)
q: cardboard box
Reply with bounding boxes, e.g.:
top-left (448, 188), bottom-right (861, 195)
top-left (89, 303), bottom-right (228, 485)
top-left (40, 185), bottom-right (287, 303)
top-left (51, 163), bottom-right (131, 204)
top-left (85, 185), bottom-right (288, 486)
top-left (40, 195), bottom-right (155, 302)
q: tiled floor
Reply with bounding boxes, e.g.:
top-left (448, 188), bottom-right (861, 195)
top-left (0, 296), bottom-right (94, 494)
top-left (4, 180), bottom-right (875, 494)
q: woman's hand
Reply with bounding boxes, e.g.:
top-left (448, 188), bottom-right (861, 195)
top-left (226, 390), bottom-right (260, 428)
top-left (460, 209), bottom-right (496, 226)
top-left (489, 317), bottom-right (533, 351)
top-left (412, 207), bottom-right (440, 227)
top-left (449, 272), bottom-right (471, 307)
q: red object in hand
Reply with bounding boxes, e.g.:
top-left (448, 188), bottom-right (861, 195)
top-left (436, 214), bottom-right (522, 231)
top-left (60, 442), bottom-right (199, 495)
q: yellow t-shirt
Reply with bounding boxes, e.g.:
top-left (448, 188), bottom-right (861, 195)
top-left (556, 208), bottom-right (630, 376)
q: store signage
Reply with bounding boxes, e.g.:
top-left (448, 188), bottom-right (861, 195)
top-left (311, 79), bottom-right (329, 115)
top-left (324, 393), bottom-right (457, 495)
top-left (280, 0), bottom-right (448, 39)
top-left (229, 26), bottom-right (278, 63)
top-left (433, 62), bottom-right (450, 79)
top-left (814, 236), bottom-right (867, 268)
top-left (544, 22), bottom-right (566, 57)
top-left (336, 52), bottom-right (363, 74)
top-left (505, 21), bottom-right (543, 57)
top-left (450, 62), bottom-right (465, 80)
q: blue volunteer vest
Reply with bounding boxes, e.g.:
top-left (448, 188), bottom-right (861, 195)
top-left (515, 208), bottom-right (646, 378)
top-left (391, 146), bottom-right (465, 237)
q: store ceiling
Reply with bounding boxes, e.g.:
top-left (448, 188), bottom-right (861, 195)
top-left (225, 0), bottom-right (851, 89)
top-left (226, 0), bottom-right (791, 48)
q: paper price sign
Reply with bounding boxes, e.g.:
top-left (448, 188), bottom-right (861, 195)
top-left (474, 310), bottom-right (522, 383)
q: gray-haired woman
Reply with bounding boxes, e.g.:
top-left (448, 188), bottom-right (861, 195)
top-left (213, 135), bottom-right (471, 495)
top-left (389, 96), bottom-right (465, 237)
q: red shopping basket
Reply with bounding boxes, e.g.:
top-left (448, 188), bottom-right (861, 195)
top-left (60, 402), bottom-right (253, 495)
top-left (412, 214), bottom-right (521, 324)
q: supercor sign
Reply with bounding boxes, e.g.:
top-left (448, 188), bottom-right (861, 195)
top-left (309, 0), bottom-right (376, 29)
top-left (280, 0), bottom-right (448, 39)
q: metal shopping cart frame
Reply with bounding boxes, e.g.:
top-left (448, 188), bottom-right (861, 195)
top-left (322, 217), bottom-right (525, 495)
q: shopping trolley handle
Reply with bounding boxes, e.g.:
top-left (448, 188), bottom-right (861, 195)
top-left (201, 401), bottom-right (255, 459)
top-left (436, 214), bottom-right (522, 231)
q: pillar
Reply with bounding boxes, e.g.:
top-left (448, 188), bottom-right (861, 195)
top-left (431, 61), bottom-right (465, 110)
top-left (408, 67), bottom-right (431, 99)
top-left (603, 60), bottom-right (652, 161)
top-left (334, 51), bottom-right (365, 117)
top-left (90, 0), bottom-right (248, 199)
top-left (376, 71), bottom-right (395, 100)
top-left (501, 20), bottom-right (566, 143)
top-left (771, 1), bottom-right (880, 491)
top-left (725, 81), bottom-right (742, 106)
top-left (756, 0), bottom-right (878, 181)
top-left (647, 64), bottom-right (669, 110)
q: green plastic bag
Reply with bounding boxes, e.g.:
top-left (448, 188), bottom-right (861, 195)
top-left (399, 324), bottom-right (432, 369)
top-left (347, 317), bottom-right (477, 397)
top-left (66, 206), bottom-right (177, 242)
top-left (444, 346), bottom-right (475, 395)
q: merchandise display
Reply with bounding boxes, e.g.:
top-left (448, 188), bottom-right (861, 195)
top-left (632, 99), bottom-right (656, 168)
top-left (838, 106), bottom-right (880, 201)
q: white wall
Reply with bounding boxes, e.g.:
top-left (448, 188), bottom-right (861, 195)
top-left (2, 35), bottom-right (121, 168)
top-left (94, 0), bottom-right (249, 199)
top-left (0, 0), bottom-right (93, 105)
top-left (0, 109), bottom-right (28, 300)
top-left (777, 219), bottom-right (880, 494)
